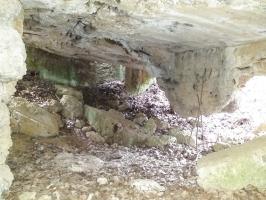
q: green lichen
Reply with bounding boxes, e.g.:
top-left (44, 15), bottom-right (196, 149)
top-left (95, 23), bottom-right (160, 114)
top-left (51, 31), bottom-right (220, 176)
top-left (26, 47), bottom-right (80, 87)
top-left (197, 136), bottom-right (266, 191)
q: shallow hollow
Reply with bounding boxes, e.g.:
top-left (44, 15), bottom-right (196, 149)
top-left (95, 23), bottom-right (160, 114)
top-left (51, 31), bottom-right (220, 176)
top-left (1, 0), bottom-right (266, 199)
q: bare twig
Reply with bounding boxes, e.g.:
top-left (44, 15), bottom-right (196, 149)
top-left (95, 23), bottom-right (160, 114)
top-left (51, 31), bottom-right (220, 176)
top-left (193, 68), bottom-right (208, 151)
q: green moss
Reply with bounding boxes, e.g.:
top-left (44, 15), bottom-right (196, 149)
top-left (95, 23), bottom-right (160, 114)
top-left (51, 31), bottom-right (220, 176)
top-left (26, 47), bottom-right (79, 87)
top-left (26, 47), bottom-right (126, 87)
top-left (114, 65), bottom-right (125, 81)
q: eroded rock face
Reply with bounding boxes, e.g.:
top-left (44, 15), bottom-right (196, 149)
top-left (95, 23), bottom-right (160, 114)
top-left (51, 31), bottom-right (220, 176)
top-left (197, 136), bottom-right (266, 191)
top-left (20, 0), bottom-right (266, 116)
top-left (125, 67), bottom-right (156, 95)
top-left (26, 47), bottom-right (125, 87)
top-left (0, 0), bottom-right (26, 197)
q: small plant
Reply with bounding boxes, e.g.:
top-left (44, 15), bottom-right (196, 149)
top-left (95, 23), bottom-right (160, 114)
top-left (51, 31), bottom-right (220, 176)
top-left (192, 68), bottom-right (210, 151)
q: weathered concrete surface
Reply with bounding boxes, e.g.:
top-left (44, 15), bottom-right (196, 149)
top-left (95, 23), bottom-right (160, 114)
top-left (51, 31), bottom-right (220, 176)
top-left (20, 0), bottom-right (266, 116)
top-left (0, 0), bottom-right (26, 197)
top-left (197, 136), bottom-right (266, 191)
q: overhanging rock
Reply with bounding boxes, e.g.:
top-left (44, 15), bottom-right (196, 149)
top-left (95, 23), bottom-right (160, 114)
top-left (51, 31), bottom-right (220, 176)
top-left (20, 0), bottom-right (266, 116)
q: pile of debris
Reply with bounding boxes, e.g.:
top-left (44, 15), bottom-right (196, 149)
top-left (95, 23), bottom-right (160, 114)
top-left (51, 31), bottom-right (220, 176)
top-left (11, 72), bottom-right (196, 149)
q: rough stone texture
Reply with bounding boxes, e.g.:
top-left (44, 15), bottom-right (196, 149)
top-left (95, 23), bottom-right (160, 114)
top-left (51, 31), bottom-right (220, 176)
top-left (85, 105), bottom-right (147, 146)
top-left (9, 97), bottom-right (60, 138)
top-left (168, 128), bottom-right (196, 147)
top-left (146, 135), bottom-right (176, 148)
top-left (27, 47), bottom-right (125, 87)
top-left (18, 192), bottom-right (37, 200)
top-left (55, 84), bottom-right (83, 101)
top-left (0, 165), bottom-right (13, 199)
top-left (54, 152), bottom-right (104, 172)
top-left (85, 131), bottom-right (105, 144)
top-left (130, 179), bottom-right (166, 193)
top-left (197, 136), bottom-right (266, 191)
top-left (212, 142), bottom-right (231, 152)
top-left (21, 0), bottom-right (266, 116)
top-left (125, 67), bottom-right (156, 95)
top-left (41, 99), bottom-right (63, 114)
top-left (60, 95), bottom-right (83, 119)
top-left (0, 0), bottom-right (26, 198)
top-left (84, 105), bottom-right (173, 147)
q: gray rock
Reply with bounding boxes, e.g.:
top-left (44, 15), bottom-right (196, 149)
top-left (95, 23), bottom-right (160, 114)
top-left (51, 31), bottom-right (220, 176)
top-left (169, 128), bottom-right (196, 147)
top-left (146, 135), bottom-right (176, 148)
top-left (75, 119), bottom-right (85, 128)
top-left (133, 113), bottom-right (148, 126)
top-left (18, 192), bottom-right (36, 200)
top-left (143, 118), bottom-right (157, 135)
top-left (9, 97), bottom-right (60, 137)
top-left (60, 95), bottom-right (83, 119)
top-left (81, 126), bottom-right (92, 133)
top-left (38, 195), bottom-right (52, 200)
top-left (112, 176), bottom-right (120, 184)
top-left (118, 101), bottom-right (130, 111)
top-left (41, 99), bottom-right (62, 113)
top-left (153, 118), bottom-right (170, 130)
top-left (212, 142), bottom-right (231, 152)
top-left (84, 105), bottom-right (177, 147)
top-left (197, 136), bottom-right (266, 191)
top-left (84, 106), bottom-right (148, 146)
top-left (55, 84), bottom-right (83, 100)
top-left (130, 179), bottom-right (166, 193)
top-left (97, 177), bottom-right (108, 185)
top-left (85, 131), bottom-right (105, 144)
top-left (54, 153), bottom-right (104, 172)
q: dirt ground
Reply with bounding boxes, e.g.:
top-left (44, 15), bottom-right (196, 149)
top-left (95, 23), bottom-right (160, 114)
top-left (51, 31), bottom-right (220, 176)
top-left (4, 133), bottom-right (266, 200)
top-left (4, 73), bottom-right (266, 200)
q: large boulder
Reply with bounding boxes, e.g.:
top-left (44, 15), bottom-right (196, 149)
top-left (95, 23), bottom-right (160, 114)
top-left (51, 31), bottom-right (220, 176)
top-left (84, 105), bottom-right (174, 147)
top-left (197, 136), bottom-right (266, 191)
top-left (9, 97), bottom-right (60, 137)
top-left (0, 0), bottom-right (26, 197)
top-left (85, 106), bottom-right (147, 146)
top-left (60, 95), bottom-right (83, 119)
